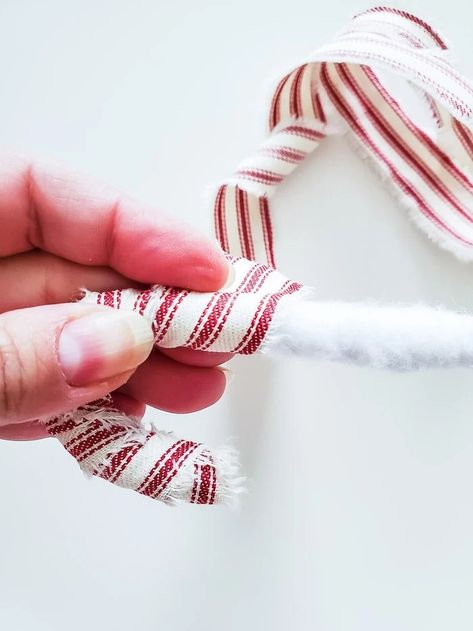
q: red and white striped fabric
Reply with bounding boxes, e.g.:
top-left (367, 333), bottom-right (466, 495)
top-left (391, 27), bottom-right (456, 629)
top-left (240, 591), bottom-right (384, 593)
top-left (47, 7), bottom-right (473, 505)
top-left (216, 6), bottom-right (473, 266)
top-left (45, 398), bottom-right (236, 505)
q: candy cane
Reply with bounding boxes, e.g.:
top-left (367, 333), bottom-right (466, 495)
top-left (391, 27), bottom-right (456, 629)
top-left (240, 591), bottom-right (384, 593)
top-left (45, 7), bottom-right (473, 505)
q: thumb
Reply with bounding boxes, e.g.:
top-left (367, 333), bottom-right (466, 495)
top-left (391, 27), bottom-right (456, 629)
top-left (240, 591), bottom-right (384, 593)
top-left (0, 303), bottom-right (154, 424)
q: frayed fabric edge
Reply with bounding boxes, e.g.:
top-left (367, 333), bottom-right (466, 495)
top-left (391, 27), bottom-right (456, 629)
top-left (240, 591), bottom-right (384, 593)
top-left (44, 399), bottom-right (245, 507)
top-left (345, 132), bottom-right (473, 263)
top-left (259, 286), bottom-right (316, 356)
top-left (158, 442), bottom-right (246, 508)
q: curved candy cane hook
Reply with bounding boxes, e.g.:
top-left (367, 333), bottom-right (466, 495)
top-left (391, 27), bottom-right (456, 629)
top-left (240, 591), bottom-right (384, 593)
top-left (45, 7), bottom-right (473, 506)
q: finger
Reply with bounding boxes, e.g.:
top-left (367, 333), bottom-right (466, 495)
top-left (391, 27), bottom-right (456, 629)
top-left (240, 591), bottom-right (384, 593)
top-left (0, 420), bottom-right (50, 441)
top-left (120, 351), bottom-right (228, 414)
top-left (159, 347), bottom-right (234, 367)
top-left (0, 155), bottom-right (230, 290)
top-left (109, 392), bottom-right (146, 420)
top-left (0, 250), bottom-right (144, 312)
top-left (0, 303), bottom-right (154, 425)
top-left (159, 347), bottom-right (234, 368)
top-left (0, 250), bottom-right (145, 313)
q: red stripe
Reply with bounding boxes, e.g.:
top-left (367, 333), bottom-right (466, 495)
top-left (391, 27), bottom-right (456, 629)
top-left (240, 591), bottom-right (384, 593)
top-left (72, 424), bottom-right (126, 462)
top-left (234, 260), bottom-right (267, 293)
top-left (196, 292), bottom-right (239, 351)
top-left (103, 291), bottom-right (114, 307)
top-left (237, 187), bottom-right (255, 259)
top-left (111, 433), bottom-right (154, 483)
top-left (209, 459), bottom-right (217, 505)
top-left (85, 397), bottom-right (112, 409)
top-left (214, 184), bottom-right (230, 253)
top-left (235, 168), bottom-right (283, 185)
top-left (68, 424), bottom-right (127, 462)
top-left (312, 89), bottom-right (326, 124)
top-left (190, 293), bottom-right (232, 349)
top-left (185, 293), bottom-right (221, 347)
top-left (123, 288), bottom-right (150, 317)
top-left (154, 288), bottom-right (190, 344)
top-left (148, 442), bottom-right (201, 499)
top-left (260, 196), bottom-right (276, 268)
top-left (45, 417), bottom-right (77, 435)
top-left (79, 428), bottom-right (129, 465)
top-left (137, 440), bottom-right (184, 493)
top-left (132, 289), bottom-right (142, 312)
top-left (99, 434), bottom-right (153, 483)
top-left (453, 119), bottom-right (473, 160)
top-left (284, 125), bottom-right (323, 141)
top-left (234, 186), bottom-right (247, 256)
top-left (290, 65), bottom-right (306, 118)
top-left (270, 73), bottom-right (290, 129)
top-left (238, 281), bottom-right (302, 355)
top-left (196, 464), bottom-right (212, 505)
top-left (422, 93), bottom-right (442, 128)
top-left (231, 292), bottom-right (270, 355)
top-left (249, 266), bottom-right (273, 294)
top-left (137, 290), bottom-right (152, 316)
top-left (99, 443), bottom-right (137, 482)
top-left (191, 464), bottom-right (200, 504)
top-left (190, 460), bottom-right (217, 505)
top-left (150, 287), bottom-right (174, 337)
top-left (145, 441), bottom-right (195, 498)
top-left (259, 145), bottom-right (307, 163)
top-left (64, 419), bottom-right (102, 451)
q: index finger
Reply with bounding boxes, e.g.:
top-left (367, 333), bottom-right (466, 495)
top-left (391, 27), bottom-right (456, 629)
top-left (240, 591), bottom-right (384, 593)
top-left (0, 156), bottom-right (230, 291)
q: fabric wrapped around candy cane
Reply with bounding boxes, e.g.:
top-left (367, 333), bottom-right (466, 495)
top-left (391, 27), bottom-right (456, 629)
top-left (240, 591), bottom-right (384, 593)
top-left (45, 7), bottom-right (473, 506)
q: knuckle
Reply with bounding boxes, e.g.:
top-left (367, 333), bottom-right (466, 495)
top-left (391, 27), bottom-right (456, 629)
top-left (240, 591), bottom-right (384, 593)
top-left (0, 322), bottom-right (26, 421)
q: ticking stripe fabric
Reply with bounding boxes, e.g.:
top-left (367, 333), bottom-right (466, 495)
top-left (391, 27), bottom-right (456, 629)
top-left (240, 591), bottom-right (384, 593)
top-left (216, 6), bottom-right (473, 265)
top-left (47, 7), bottom-right (473, 505)
top-left (46, 399), bottom-right (236, 505)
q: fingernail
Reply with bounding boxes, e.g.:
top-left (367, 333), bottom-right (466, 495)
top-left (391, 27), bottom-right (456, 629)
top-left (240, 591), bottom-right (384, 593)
top-left (58, 311), bottom-right (154, 387)
top-left (220, 367), bottom-right (234, 385)
top-left (222, 264), bottom-right (236, 291)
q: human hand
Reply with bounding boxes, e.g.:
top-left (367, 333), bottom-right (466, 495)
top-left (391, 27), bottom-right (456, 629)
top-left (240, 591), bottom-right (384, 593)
top-left (0, 157), bottom-right (233, 440)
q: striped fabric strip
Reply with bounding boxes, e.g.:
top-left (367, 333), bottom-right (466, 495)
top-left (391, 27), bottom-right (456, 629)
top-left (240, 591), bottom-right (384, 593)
top-left (46, 400), bottom-right (222, 504)
top-left (215, 6), bottom-right (473, 266)
top-left (47, 7), bottom-right (473, 506)
top-left (91, 256), bottom-right (302, 355)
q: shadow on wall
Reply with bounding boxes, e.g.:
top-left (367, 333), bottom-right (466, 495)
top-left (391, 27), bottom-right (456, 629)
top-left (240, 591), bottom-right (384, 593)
top-left (226, 355), bottom-right (278, 495)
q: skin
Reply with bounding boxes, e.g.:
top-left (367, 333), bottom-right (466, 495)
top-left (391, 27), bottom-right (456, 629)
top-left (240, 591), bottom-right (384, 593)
top-left (0, 156), bottom-right (233, 440)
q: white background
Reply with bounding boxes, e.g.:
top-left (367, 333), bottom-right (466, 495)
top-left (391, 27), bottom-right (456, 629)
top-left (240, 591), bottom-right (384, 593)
top-left (0, 1), bottom-right (472, 629)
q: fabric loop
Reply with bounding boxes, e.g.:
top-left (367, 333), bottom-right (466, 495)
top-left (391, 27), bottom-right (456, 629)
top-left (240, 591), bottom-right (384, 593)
top-left (215, 7), bottom-right (473, 268)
